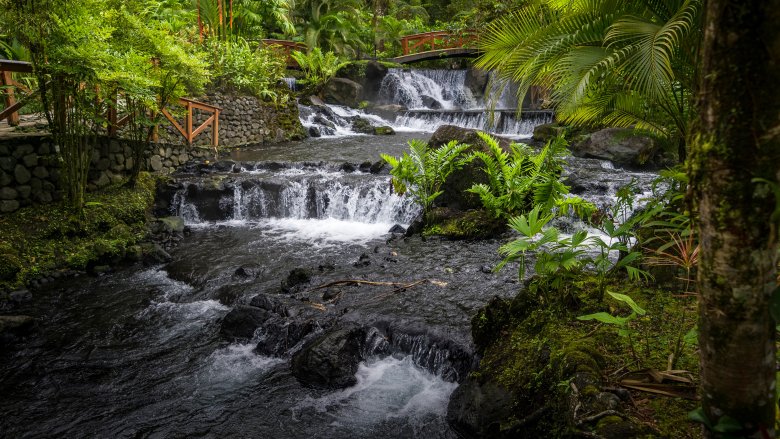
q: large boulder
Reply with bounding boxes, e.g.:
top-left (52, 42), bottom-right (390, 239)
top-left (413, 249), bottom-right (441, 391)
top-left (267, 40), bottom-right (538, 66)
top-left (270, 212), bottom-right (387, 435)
top-left (464, 68), bottom-right (490, 99)
top-left (570, 128), bottom-right (666, 169)
top-left (447, 378), bottom-right (517, 438)
top-left (428, 125), bottom-right (513, 211)
top-left (220, 305), bottom-right (271, 340)
top-left (367, 104), bottom-right (406, 120)
top-left (291, 325), bottom-right (367, 389)
top-left (321, 78), bottom-right (364, 108)
top-left (421, 95), bottom-right (443, 110)
top-left (532, 123), bottom-right (567, 143)
top-left (350, 117), bottom-right (375, 135)
top-left (363, 61), bottom-right (389, 100)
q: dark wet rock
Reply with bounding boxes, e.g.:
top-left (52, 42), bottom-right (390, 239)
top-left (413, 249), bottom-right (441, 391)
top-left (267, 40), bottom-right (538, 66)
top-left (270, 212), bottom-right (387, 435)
top-left (350, 117), bottom-right (375, 134)
top-left (216, 285), bottom-right (241, 306)
top-left (318, 262), bottom-right (335, 272)
top-left (322, 289), bottom-right (341, 301)
top-left (212, 160), bottom-right (237, 173)
top-left (0, 315), bottom-right (37, 345)
top-left (232, 263), bottom-right (264, 280)
top-left (340, 162), bottom-right (356, 173)
top-left (532, 123), bottom-right (567, 143)
top-left (388, 224), bottom-right (406, 234)
top-left (291, 325), bottom-right (367, 389)
top-left (480, 265), bottom-right (492, 274)
top-left (353, 253), bottom-right (371, 267)
top-left (142, 243), bottom-right (172, 265)
top-left (405, 214), bottom-right (425, 237)
top-left (363, 61), bottom-right (389, 100)
top-left (563, 169), bottom-right (609, 195)
top-left (321, 77), bottom-right (363, 108)
top-left (369, 160), bottom-right (386, 174)
top-left (421, 95), bottom-right (443, 110)
top-left (249, 294), bottom-right (290, 317)
top-left (220, 305), bottom-right (270, 340)
top-left (447, 378), bottom-right (517, 438)
top-left (569, 128), bottom-right (672, 169)
top-left (464, 68), bottom-right (490, 98)
top-left (281, 268), bottom-right (312, 293)
top-left (9, 289), bottom-right (32, 304)
top-left (358, 161), bottom-right (372, 172)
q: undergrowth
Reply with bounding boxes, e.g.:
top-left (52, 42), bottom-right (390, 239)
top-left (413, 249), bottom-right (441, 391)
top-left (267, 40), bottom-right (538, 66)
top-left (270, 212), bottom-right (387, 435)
top-left (0, 172), bottom-right (157, 290)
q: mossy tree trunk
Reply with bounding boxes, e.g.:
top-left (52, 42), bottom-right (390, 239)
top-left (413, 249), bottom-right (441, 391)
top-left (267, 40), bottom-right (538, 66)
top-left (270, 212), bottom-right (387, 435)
top-left (692, 0), bottom-right (780, 436)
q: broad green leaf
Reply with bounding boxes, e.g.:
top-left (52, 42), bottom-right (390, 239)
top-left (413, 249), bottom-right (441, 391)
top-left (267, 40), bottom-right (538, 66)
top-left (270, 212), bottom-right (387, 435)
top-left (607, 291), bottom-right (646, 315)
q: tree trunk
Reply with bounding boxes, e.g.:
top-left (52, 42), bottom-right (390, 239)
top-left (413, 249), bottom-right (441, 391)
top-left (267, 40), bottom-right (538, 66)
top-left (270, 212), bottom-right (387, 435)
top-left (693, 0), bottom-right (780, 437)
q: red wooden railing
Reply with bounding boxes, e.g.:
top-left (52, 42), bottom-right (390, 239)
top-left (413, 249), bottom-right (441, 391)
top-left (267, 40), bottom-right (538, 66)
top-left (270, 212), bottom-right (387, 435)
top-left (0, 59), bottom-right (35, 126)
top-left (400, 30), bottom-right (479, 56)
top-left (160, 98), bottom-right (221, 148)
top-left (261, 39), bottom-right (307, 67)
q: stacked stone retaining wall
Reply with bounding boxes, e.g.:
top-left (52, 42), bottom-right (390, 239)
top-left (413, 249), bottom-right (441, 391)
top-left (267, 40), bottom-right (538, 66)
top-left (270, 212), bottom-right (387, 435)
top-left (0, 135), bottom-right (210, 214)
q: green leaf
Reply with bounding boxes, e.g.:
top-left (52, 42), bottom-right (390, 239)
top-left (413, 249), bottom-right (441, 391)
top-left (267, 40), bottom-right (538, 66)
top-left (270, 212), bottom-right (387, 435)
top-left (607, 291), bottom-right (646, 315)
top-left (688, 407), bottom-right (712, 429)
top-left (577, 312), bottom-right (628, 325)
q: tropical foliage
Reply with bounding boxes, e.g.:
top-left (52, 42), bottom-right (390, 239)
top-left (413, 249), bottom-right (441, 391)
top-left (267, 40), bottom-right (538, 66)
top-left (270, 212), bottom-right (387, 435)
top-left (477, 0), bottom-right (702, 159)
top-left (467, 132), bottom-right (594, 219)
top-left (381, 139), bottom-right (472, 216)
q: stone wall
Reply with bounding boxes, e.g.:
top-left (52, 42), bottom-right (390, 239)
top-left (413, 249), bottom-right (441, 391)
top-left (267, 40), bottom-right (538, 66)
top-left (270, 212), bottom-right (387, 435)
top-left (0, 135), bottom-right (210, 214)
top-left (157, 92), bottom-right (306, 147)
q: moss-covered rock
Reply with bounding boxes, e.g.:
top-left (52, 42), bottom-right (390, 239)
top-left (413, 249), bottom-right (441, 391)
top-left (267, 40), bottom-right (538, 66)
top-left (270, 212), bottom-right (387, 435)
top-left (423, 208), bottom-right (505, 240)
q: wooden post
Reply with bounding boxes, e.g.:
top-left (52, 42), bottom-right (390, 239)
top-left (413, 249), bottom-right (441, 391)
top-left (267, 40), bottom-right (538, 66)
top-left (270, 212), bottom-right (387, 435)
top-left (185, 100), bottom-right (192, 144)
top-left (212, 108), bottom-right (219, 148)
top-left (1, 70), bottom-right (19, 126)
top-left (402, 37), bottom-right (409, 55)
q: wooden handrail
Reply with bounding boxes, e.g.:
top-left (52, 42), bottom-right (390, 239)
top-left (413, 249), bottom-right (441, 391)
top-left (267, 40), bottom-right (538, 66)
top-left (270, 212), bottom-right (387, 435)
top-left (261, 39), bottom-right (307, 67)
top-left (399, 30), bottom-right (478, 55)
top-left (0, 60), bottom-right (34, 126)
top-left (159, 98), bottom-right (220, 151)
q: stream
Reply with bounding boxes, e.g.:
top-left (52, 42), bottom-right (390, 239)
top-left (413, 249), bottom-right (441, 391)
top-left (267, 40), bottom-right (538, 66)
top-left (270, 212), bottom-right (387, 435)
top-left (0, 70), bottom-right (659, 438)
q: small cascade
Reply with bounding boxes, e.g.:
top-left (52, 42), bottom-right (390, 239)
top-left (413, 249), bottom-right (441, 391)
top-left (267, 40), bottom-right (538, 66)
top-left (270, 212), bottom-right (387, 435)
top-left (282, 77), bottom-right (298, 91)
top-left (394, 110), bottom-right (553, 137)
top-left (170, 168), bottom-right (418, 226)
top-left (298, 104), bottom-right (394, 137)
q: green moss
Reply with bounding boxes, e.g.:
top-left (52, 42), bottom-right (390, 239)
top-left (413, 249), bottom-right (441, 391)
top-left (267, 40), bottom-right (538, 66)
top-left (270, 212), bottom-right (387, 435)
top-left (423, 209), bottom-right (505, 239)
top-left (469, 274), bottom-right (701, 437)
top-left (0, 172), bottom-right (157, 290)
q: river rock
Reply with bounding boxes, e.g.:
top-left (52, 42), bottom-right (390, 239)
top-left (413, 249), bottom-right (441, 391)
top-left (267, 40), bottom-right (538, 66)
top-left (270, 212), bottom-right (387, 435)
top-left (446, 377), bottom-right (517, 438)
top-left (569, 128), bottom-right (664, 169)
top-left (291, 325), bottom-right (367, 389)
top-left (421, 95), bottom-right (443, 110)
top-left (232, 263), bottom-right (264, 280)
top-left (369, 160), bottom-right (385, 174)
top-left (155, 216), bottom-right (185, 234)
top-left (363, 60), bottom-right (389, 100)
top-left (388, 224), bottom-right (406, 234)
top-left (532, 123), bottom-right (567, 142)
top-left (373, 126), bottom-right (395, 135)
top-left (321, 77), bottom-right (364, 108)
top-left (428, 125), bottom-right (513, 211)
top-left (367, 104), bottom-right (406, 120)
top-left (308, 126), bottom-right (322, 138)
top-left (465, 68), bottom-right (490, 98)
top-left (220, 305), bottom-right (270, 340)
top-left (281, 268), bottom-right (312, 293)
top-left (0, 315), bottom-right (36, 345)
top-left (351, 117), bottom-right (374, 134)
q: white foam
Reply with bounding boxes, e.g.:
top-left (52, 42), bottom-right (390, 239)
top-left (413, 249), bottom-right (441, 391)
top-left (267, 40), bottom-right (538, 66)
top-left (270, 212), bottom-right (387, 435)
top-left (293, 356), bottom-right (457, 425)
top-left (259, 218), bottom-right (399, 245)
top-left (201, 343), bottom-right (283, 383)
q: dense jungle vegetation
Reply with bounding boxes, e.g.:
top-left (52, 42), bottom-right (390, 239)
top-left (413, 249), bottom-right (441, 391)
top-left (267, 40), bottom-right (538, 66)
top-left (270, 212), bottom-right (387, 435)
top-left (0, 0), bottom-right (779, 437)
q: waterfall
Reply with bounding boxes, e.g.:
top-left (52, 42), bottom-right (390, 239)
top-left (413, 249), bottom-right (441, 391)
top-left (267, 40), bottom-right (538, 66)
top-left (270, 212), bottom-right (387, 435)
top-left (282, 77), bottom-right (298, 91)
top-left (171, 169), bottom-right (419, 226)
top-left (374, 68), bottom-right (550, 137)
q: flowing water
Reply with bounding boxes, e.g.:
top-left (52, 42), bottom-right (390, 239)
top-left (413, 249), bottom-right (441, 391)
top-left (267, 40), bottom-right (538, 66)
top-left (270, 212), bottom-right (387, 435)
top-left (0, 71), bottom-right (659, 438)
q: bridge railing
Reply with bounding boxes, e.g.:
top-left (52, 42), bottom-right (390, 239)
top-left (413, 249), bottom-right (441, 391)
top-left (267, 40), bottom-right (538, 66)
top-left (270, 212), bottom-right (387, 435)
top-left (0, 59), bottom-right (35, 126)
top-left (400, 30), bottom-right (479, 56)
top-left (261, 39), bottom-right (307, 68)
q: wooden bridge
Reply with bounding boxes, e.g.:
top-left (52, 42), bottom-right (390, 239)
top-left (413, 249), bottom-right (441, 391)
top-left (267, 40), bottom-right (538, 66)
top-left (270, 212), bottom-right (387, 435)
top-left (390, 31), bottom-right (480, 64)
top-left (0, 60), bottom-right (220, 148)
top-left (261, 39), bottom-right (307, 68)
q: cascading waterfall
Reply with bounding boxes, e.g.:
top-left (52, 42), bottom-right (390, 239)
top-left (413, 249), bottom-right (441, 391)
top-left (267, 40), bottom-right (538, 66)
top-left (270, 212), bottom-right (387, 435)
top-left (376, 68), bottom-right (552, 137)
top-left (170, 167), bottom-right (419, 243)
